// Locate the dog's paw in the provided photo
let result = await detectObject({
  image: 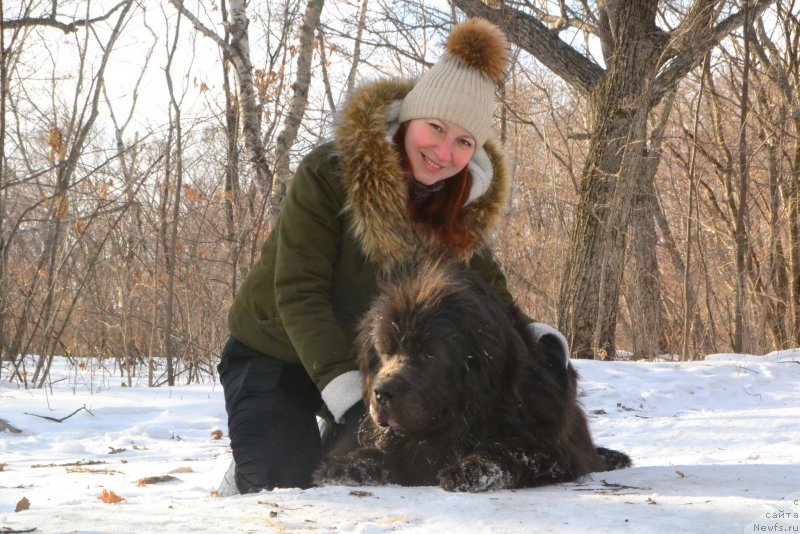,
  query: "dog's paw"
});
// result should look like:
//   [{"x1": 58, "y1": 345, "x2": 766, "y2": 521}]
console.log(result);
[
  {"x1": 596, "y1": 446, "x2": 632, "y2": 470},
  {"x1": 438, "y1": 454, "x2": 514, "y2": 492},
  {"x1": 313, "y1": 448, "x2": 390, "y2": 487}
]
